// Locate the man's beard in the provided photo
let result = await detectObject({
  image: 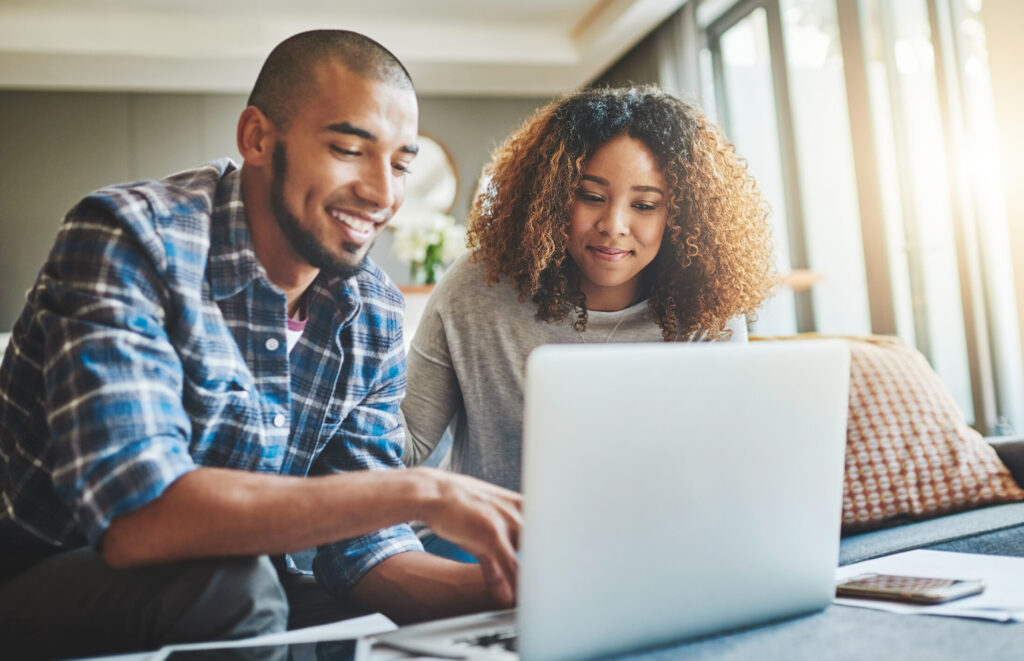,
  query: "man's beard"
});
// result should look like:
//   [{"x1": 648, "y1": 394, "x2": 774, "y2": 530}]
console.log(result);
[{"x1": 270, "y1": 141, "x2": 370, "y2": 280}]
